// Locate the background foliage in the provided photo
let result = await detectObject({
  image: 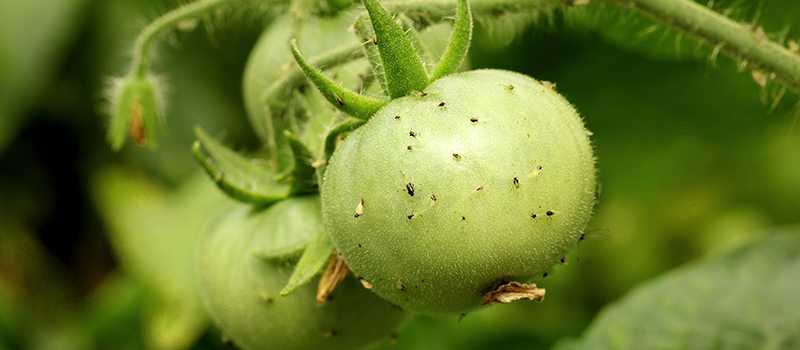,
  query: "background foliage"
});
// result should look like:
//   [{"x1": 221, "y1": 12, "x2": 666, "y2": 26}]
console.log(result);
[{"x1": 1, "y1": 0, "x2": 799, "y2": 349}]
